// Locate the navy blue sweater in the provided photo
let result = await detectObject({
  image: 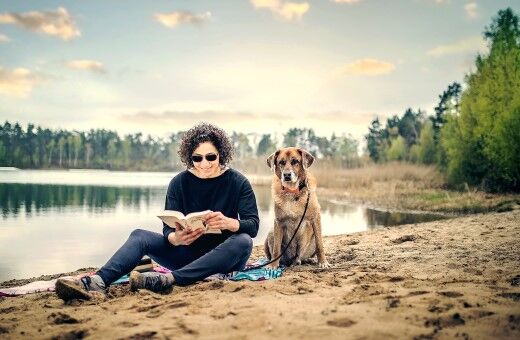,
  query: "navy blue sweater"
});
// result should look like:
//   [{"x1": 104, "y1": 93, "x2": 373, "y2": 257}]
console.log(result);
[{"x1": 162, "y1": 168, "x2": 260, "y2": 241}]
